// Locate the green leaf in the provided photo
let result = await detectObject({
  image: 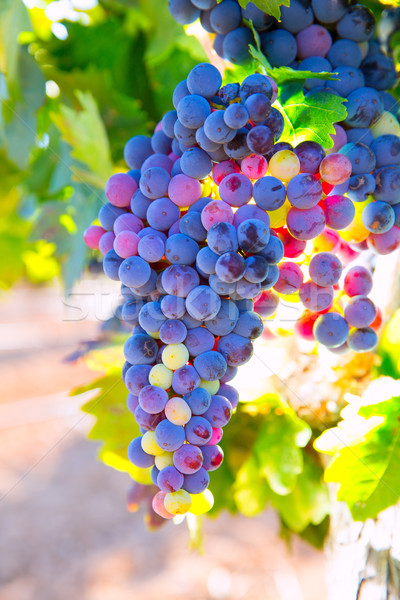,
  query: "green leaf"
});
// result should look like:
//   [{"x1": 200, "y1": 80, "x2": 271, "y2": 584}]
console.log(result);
[
  {"x1": 234, "y1": 455, "x2": 270, "y2": 516},
  {"x1": 271, "y1": 454, "x2": 330, "y2": 532},
  {"x1": 73, "y1": 370, "x2": 152, "y2": 485},
  {"x1": 277, "y1": 83, "x2": 347, "y2": 148},
  {"x1": 0, "y1": 0, "x2": 31, "y2": 96},
  {"x1": 51, "y1": 91, "x2": 113, "y2": 189},
  {"x1": 237, "y1": 0, "x2": 290, "y2": 20},
  {"x1": 254, "y1": 396, "x2": 312, "y2": 495},
  {"x1": 316, "y1": 392, "x2": 400, "y2": 521}
]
